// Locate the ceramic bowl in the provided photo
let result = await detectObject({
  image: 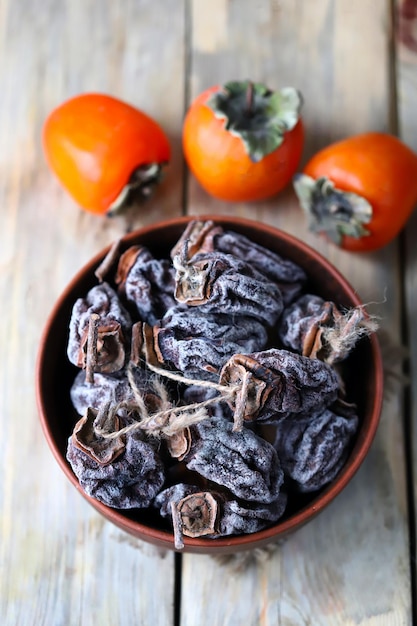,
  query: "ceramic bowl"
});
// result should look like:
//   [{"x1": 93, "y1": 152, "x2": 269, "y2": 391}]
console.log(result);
[{"x1": 36, "y1": 215, "x2": 383, "y2": 554}]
